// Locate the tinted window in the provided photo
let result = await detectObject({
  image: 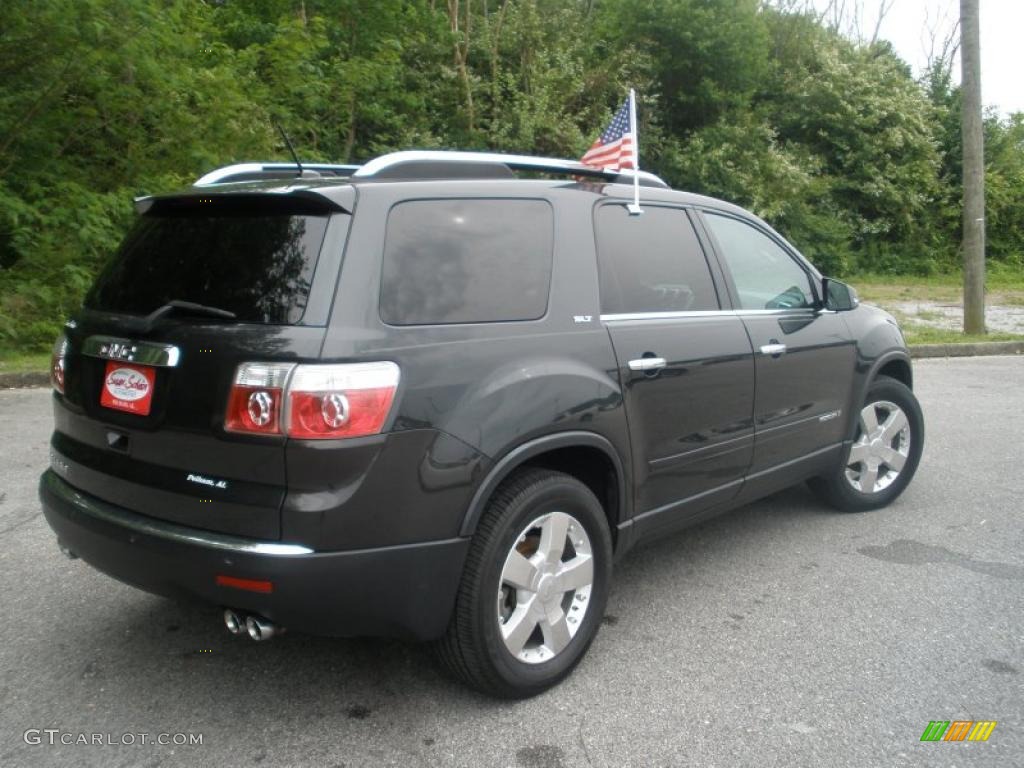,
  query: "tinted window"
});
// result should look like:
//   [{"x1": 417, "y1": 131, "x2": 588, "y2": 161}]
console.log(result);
[
  {"x1": 380, "y1": 199, "x2": 553, "y2": 325},
  {"x1": 85, "y1": 210, "x2": 329, "y2": 324},
  {"x1": 704, "y1": 213, "x2": 814, "y2": 310},
  {"x1": 595, "y1": 204, "x2": 718, "y2": 314}
]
